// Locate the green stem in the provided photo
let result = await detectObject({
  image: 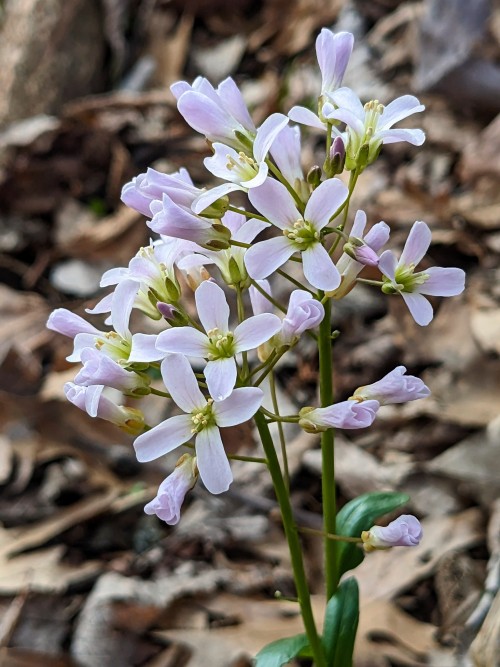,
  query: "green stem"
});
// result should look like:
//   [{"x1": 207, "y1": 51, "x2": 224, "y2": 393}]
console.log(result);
[
  {"x1": 253, "y1": 348, "x2": 287, "y2": 386},
  {"x1": 276, "y1": 268, "x2": 315, "y2": 294},
  {"x1": 318, "y1": 296, "x2": 338, "y2": 599},
  {"x1": 236, "y1": 287, "x2": 249, "y2": 378},
  {"x1": 299, "y1": 526, "x2": 362, "y2": 544},
  {"x1": 356, "y1": 278, "x2": 384, "y2": 287},
  {"x1": 269, "y1": 372, "x2": 290, "y2": 490},
  {"x1": 249, "y1": 279, "x2": 287, "y2": 314},
  {"x1": 266, "y1": 159, "x2": 305, "y2": 212},
  {"x1": 227, "y1": 453, "x2": 267, "y2": 464},
  {"x1": 328, "y1": 169, "x2": 360, "y2": 257},
  {"x1": 227, "y1": 205, "x2": 269, "y2": 224},
  {"x1": 149, "y1": 388, "x2": 171, "y2": 398},
  {"x1": 254, "y1": 412, "x2": 327, "y2": 667}
]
